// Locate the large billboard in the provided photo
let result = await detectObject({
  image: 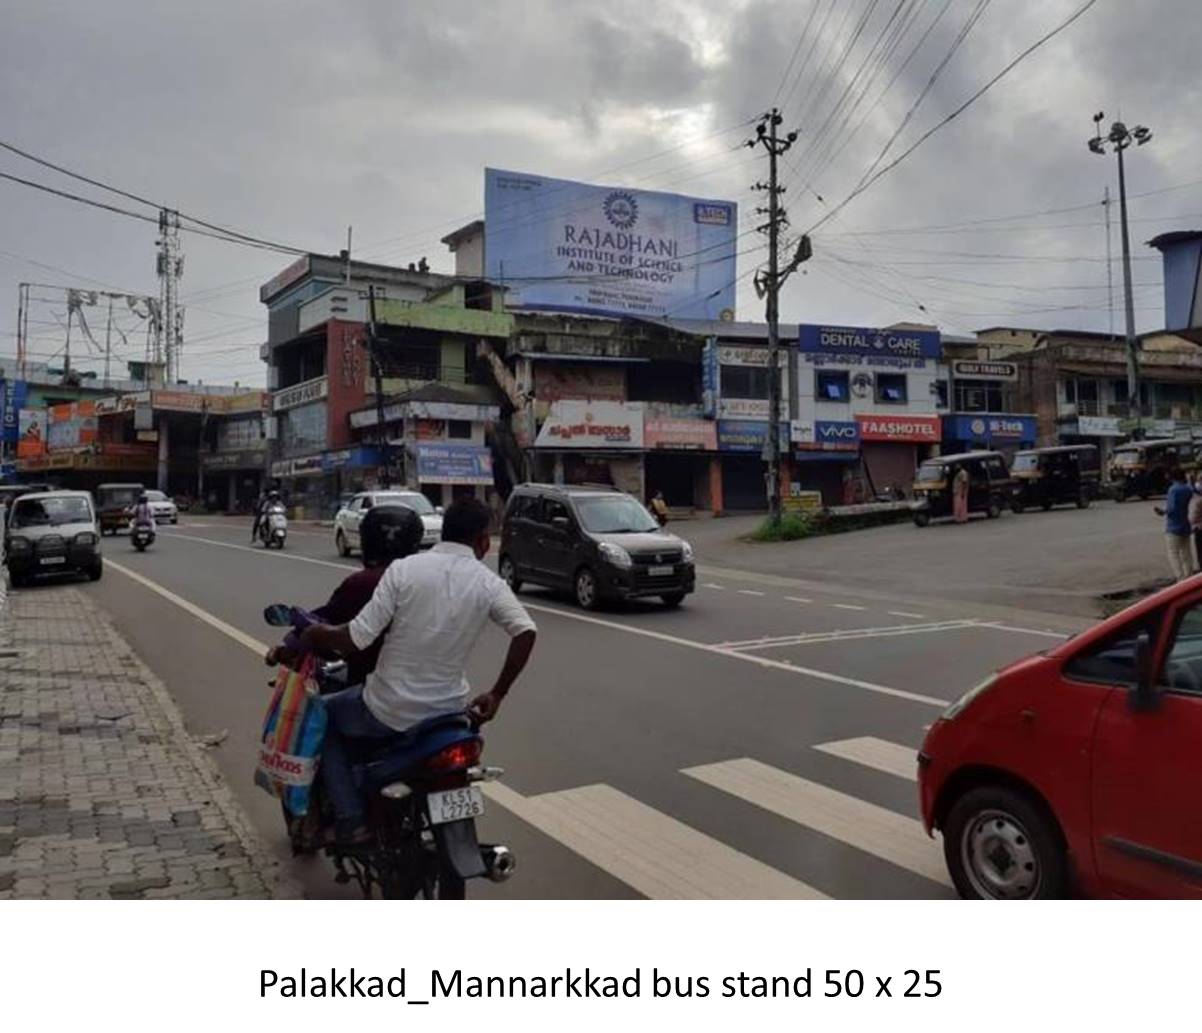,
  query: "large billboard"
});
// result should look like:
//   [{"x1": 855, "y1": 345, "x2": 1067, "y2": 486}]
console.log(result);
[{"x1": 484, "y1": 168, "x2": 737, "y2": 320}]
